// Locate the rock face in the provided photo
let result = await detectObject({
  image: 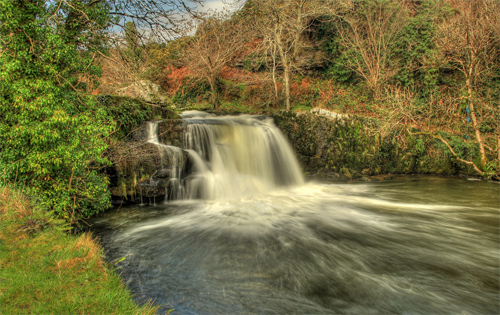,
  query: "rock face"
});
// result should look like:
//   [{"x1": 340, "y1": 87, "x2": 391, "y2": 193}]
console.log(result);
[
  {"x1": 107, "y1": 119, "x2": 187, "y2": 204},
  {"x1": 115, "y1": 80, "x2": 167, "y2": 103},
  {"x1": 273, "y1": 111, "x2": 470, "y2": 181},
  {"x1": 310, "y1": 107, "x2": 348, "y2": 120}
]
